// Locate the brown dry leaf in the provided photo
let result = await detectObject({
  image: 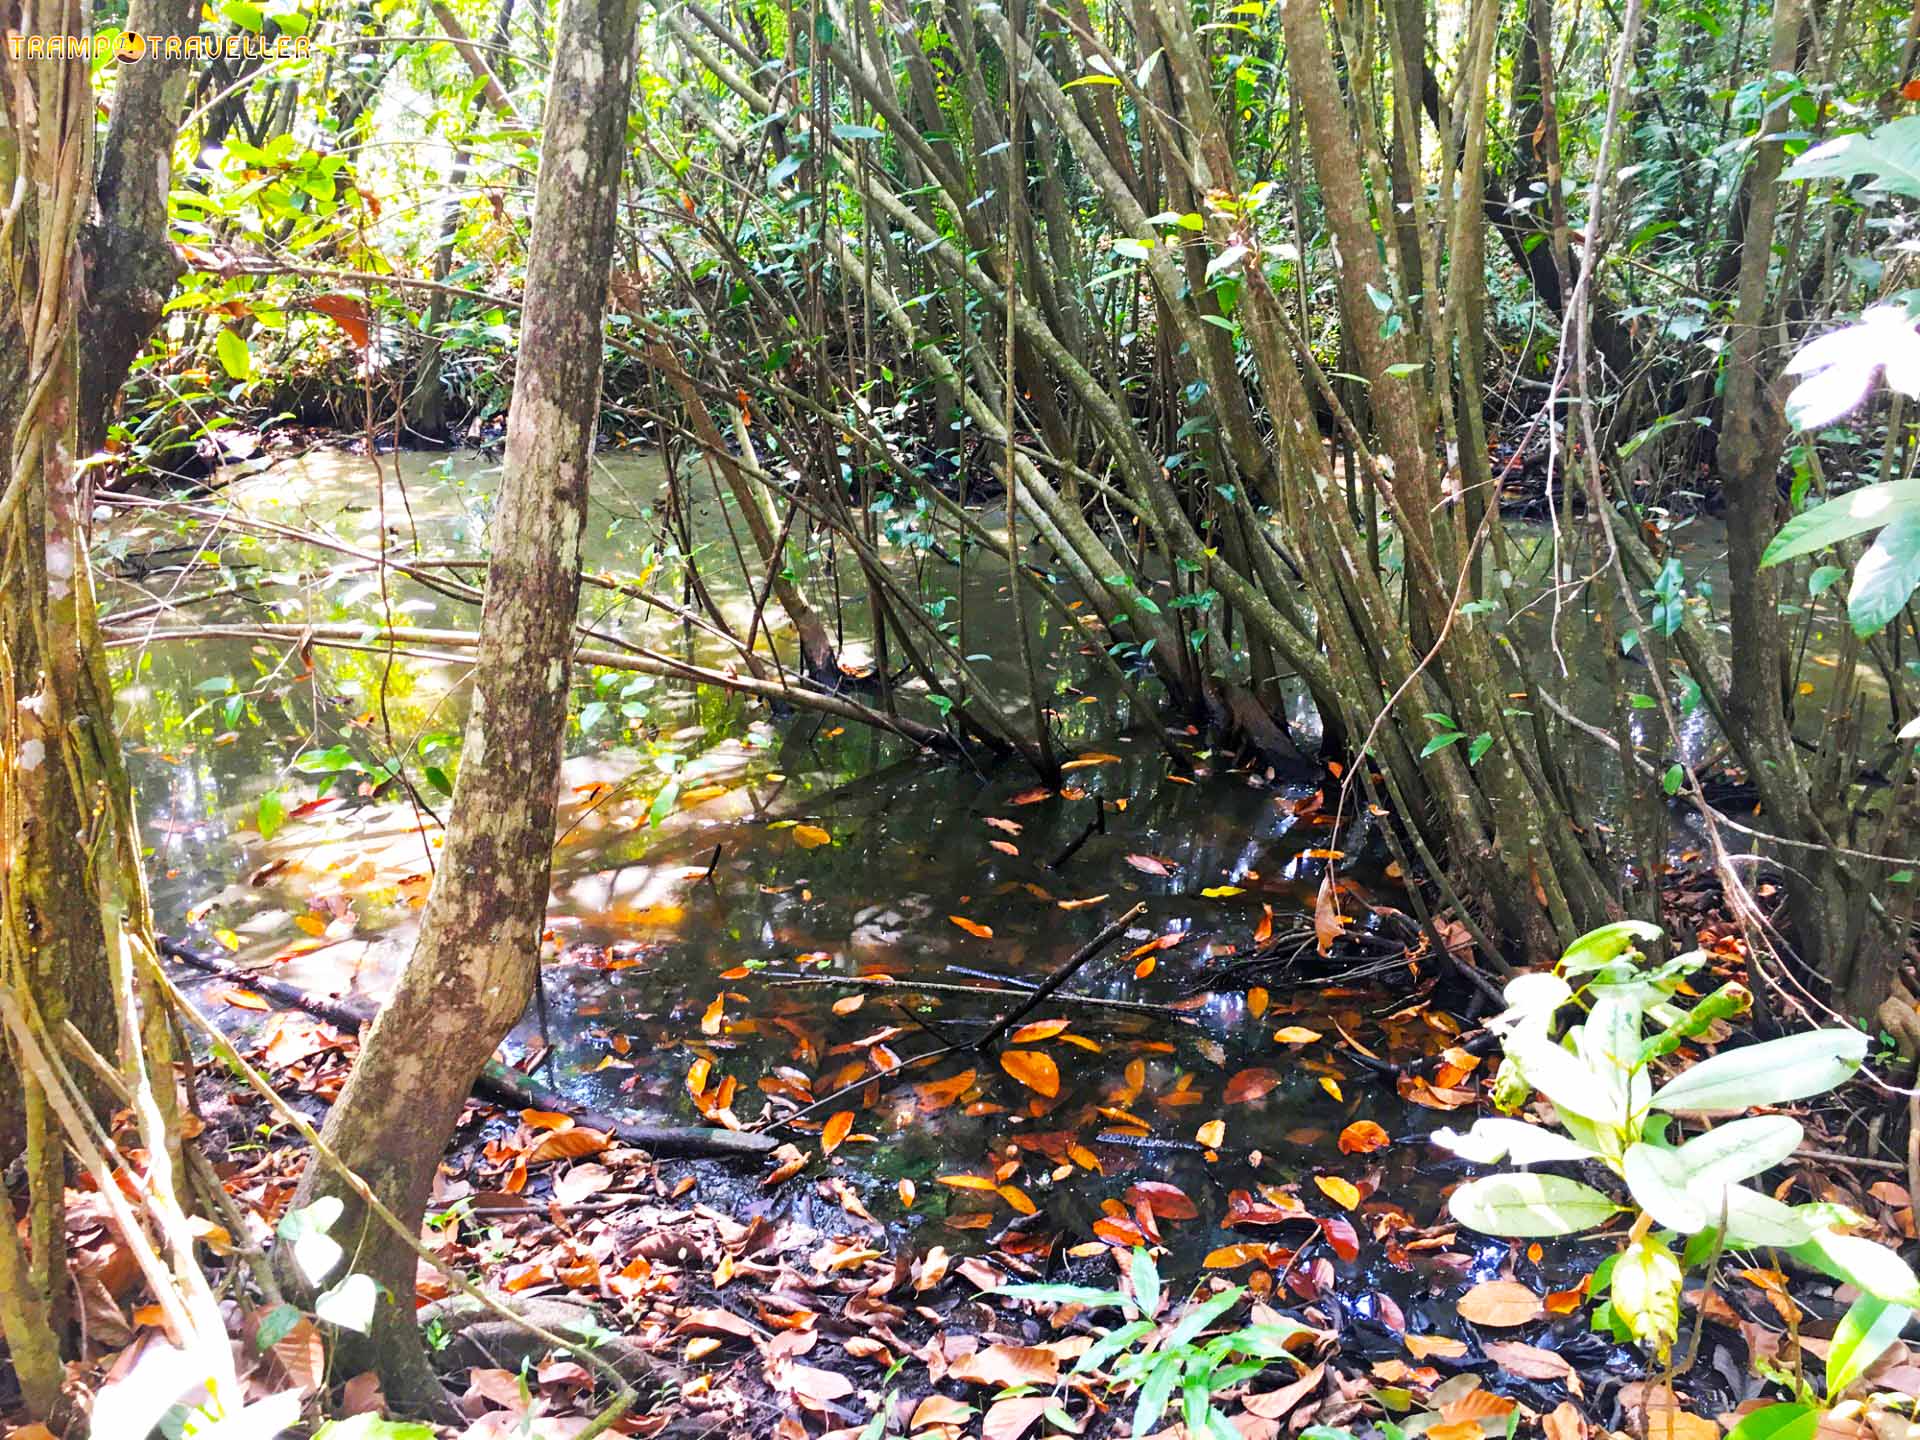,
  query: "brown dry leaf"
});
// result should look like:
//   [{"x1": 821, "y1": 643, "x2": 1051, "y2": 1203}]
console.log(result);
[
  {"x1": 1126, "y1": 853, "x2": 1172, "y2": 876},
  {"x1": 938, "y1": 1174, "x2": 1000, "y2": 1191},
  {"x1": 1405, "y1": 1334, "x2": 1470, "y2": 1360},
  {"x1": 998, "y1": 1184, "x2": 1039, "y2": 1215},
  {"x1": 785, "y1": 1364, "x2": 854, "y2": 1406},
  {"x1": 1429, "y1": 1424, "x2": 1488, "y2": 1440},
  {"x1": 552, "y1": 1163, "x2": 613, "y2": 1205},
  {"x1": 1205, "y1": 1243, "x2": 1271, "y2": 1269},
  {"x1": 1457, "y1": 1280, "x2": 1545, "y2": 1328},
  {"x1": 913, "y1": 1394, "x2": 976, "y2": 1429},
  {"x1": 1243, "y1": 1362, "x2": 1325, "y2": 1419},
  {"x1": 1339, "y1": 1120, "x2": 1390, "y2": 1154},
  {"x1": 1484, "y1": 1340, "x2": 1573, "y2": 1382},
  {"x1": 821, "y1": 1111, "x2": 854, "y2": 1155},
  {"x1": 675, "y1": 1307, "x2": 759, "y2": 1341},
  {"x1": 1274, "y1": 1026, "x2": 1323, "y2": 1045},
  {"x1": 701, "y1": 994, "x2": 726, "y2": 1035},
  {"x1": 527, "y1": 1127, "x2": 610, "y2": 1164},
  {"x1": 1225, "y1": 1068, "x2": 1283, "y2": 1104},
  {"x1": 1125, "y1": 1181, "x2": 1198, "y2": 1220},
  {"x1": 983, "y1": 1395, "x2": 1052, "y2": 1440},
  {"x1": 310, "y1": 292, "x2": 372, "y2": 347},
  {"x1": 951, "y1": 915, "x2": 994, "y2": 939},
  {"x1": 1249, "y1": 984, "x2": 1271, "y2": 1017},
  {"x1": 950, "y1": 1344, "x2": 1060, "y2": 1388},
  {"x1": 1196, "y1": 1118, "x2": 1226, "y2": 1148},
  {"x1": 989, "y1": 840, "x2": 1020, "y2": 857},
  {"x1": 1000, "y1": 1049, "x2": 1060, "y2": 1098},
  {"x1": 212, "y1": 986, "x2": 271, "y2": 1011},
  {"x1": 1544, "y1": 1402, "x2": 1590, "y2": 1440},
  {"x1": 1314, "y1": 874, "x2": 1344, "y2": 955},
  {"x1": 271, "y1": 1315, "x2": 326, "y2": 1395}
]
